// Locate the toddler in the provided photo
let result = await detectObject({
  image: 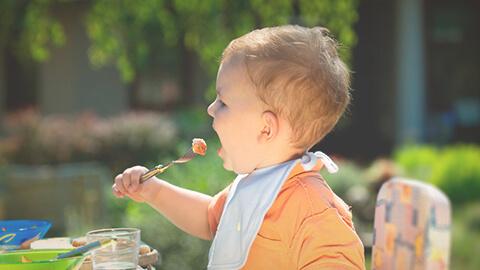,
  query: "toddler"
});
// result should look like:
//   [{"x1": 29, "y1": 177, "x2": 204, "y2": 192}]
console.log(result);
[{"x1": 113, "y1": 25, "x2": 365, "y2": 270}]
